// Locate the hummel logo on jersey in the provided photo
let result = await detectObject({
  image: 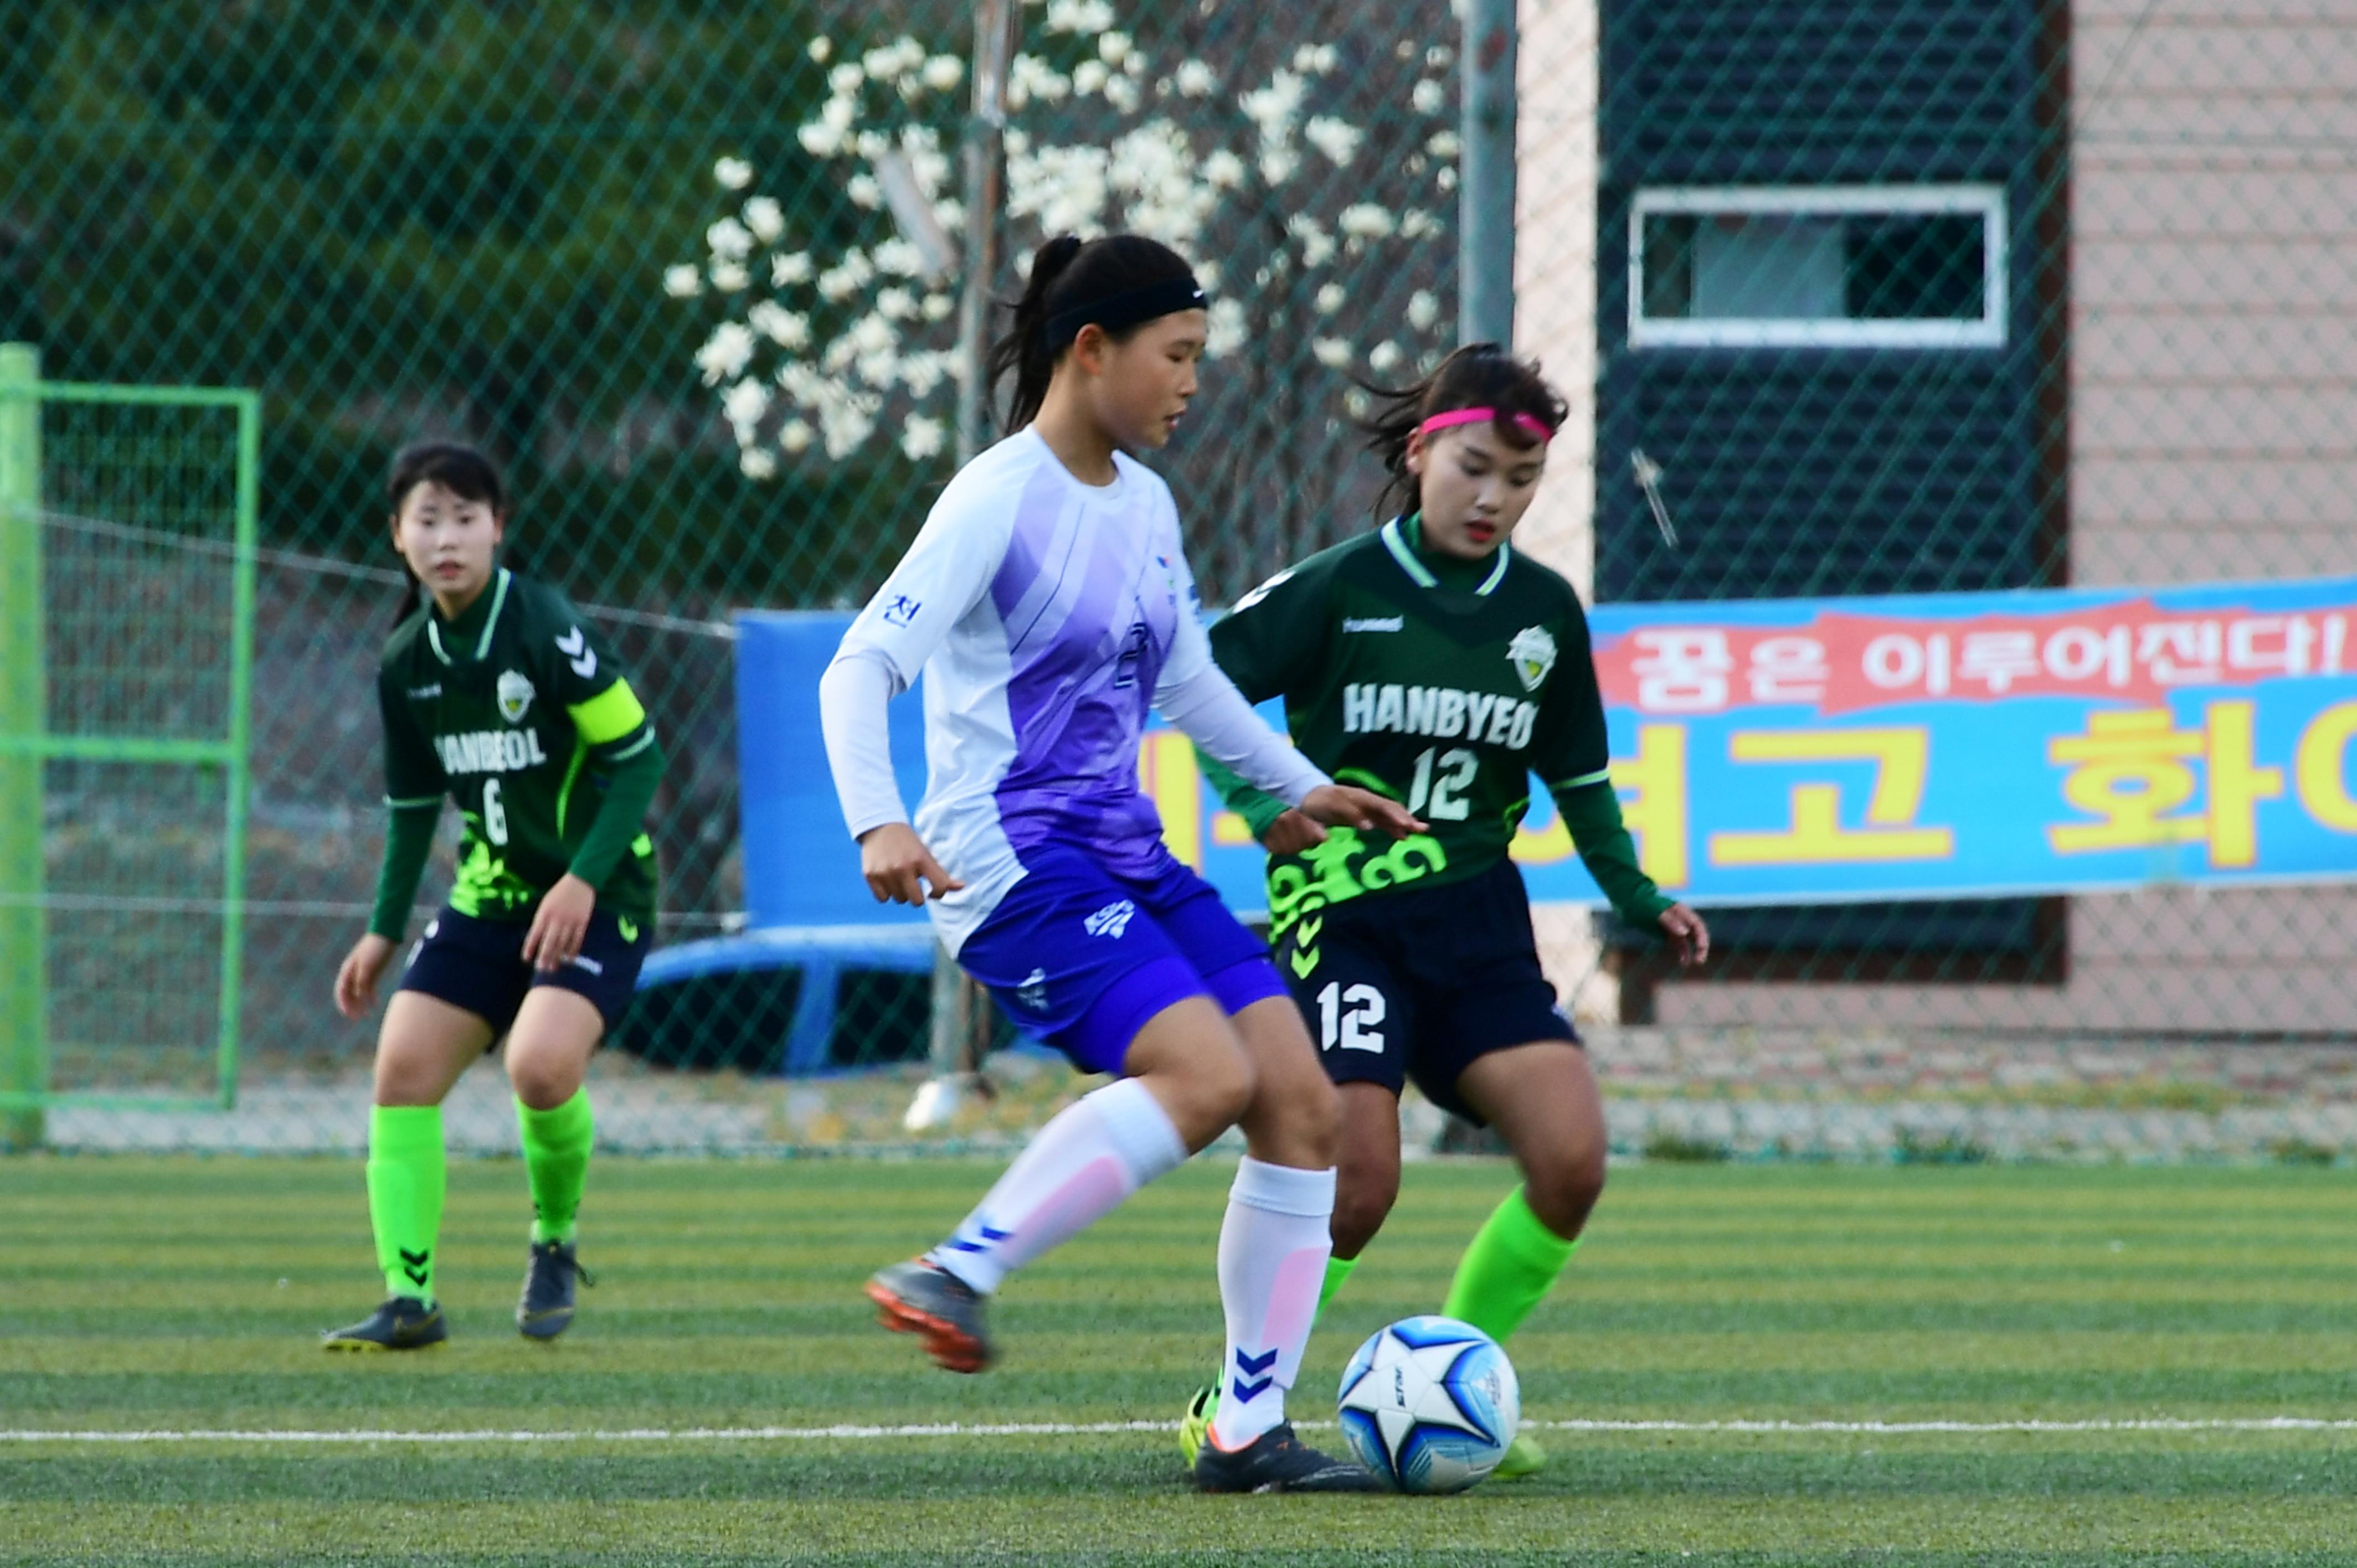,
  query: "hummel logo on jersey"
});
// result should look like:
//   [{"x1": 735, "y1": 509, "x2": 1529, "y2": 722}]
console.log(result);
[
  {"x1": 1507, "y1": 626, "x2": 1558, "y2": 692},
  {"x1": 554, "y1": 626, "x2": 597, "y2": 679},
  {"x1": 496, "y1": 669, "x2": 536, "y2": 724},
  {"x1": 407, "y1": 684, "x2": 442, "y2": 700},
  {"x1": 1342, "y1": 682, "x2": 1538, "y2": 750},
  {"x1": 1342, "y1": 616, "x2": 1403, "y2": 633},
  {"x1": 434, "y1": 728, "x2": 551, "y2": 775},
  {"x1": 1083, "y1": 900, "x2": 1136, "y2": 939},
  {"x1": 1017, "y1": 968, "x2": 1048, "y2": 1011},
  {"x1": 882, "y1": 594, "x2": 922, "y2": 628}
]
